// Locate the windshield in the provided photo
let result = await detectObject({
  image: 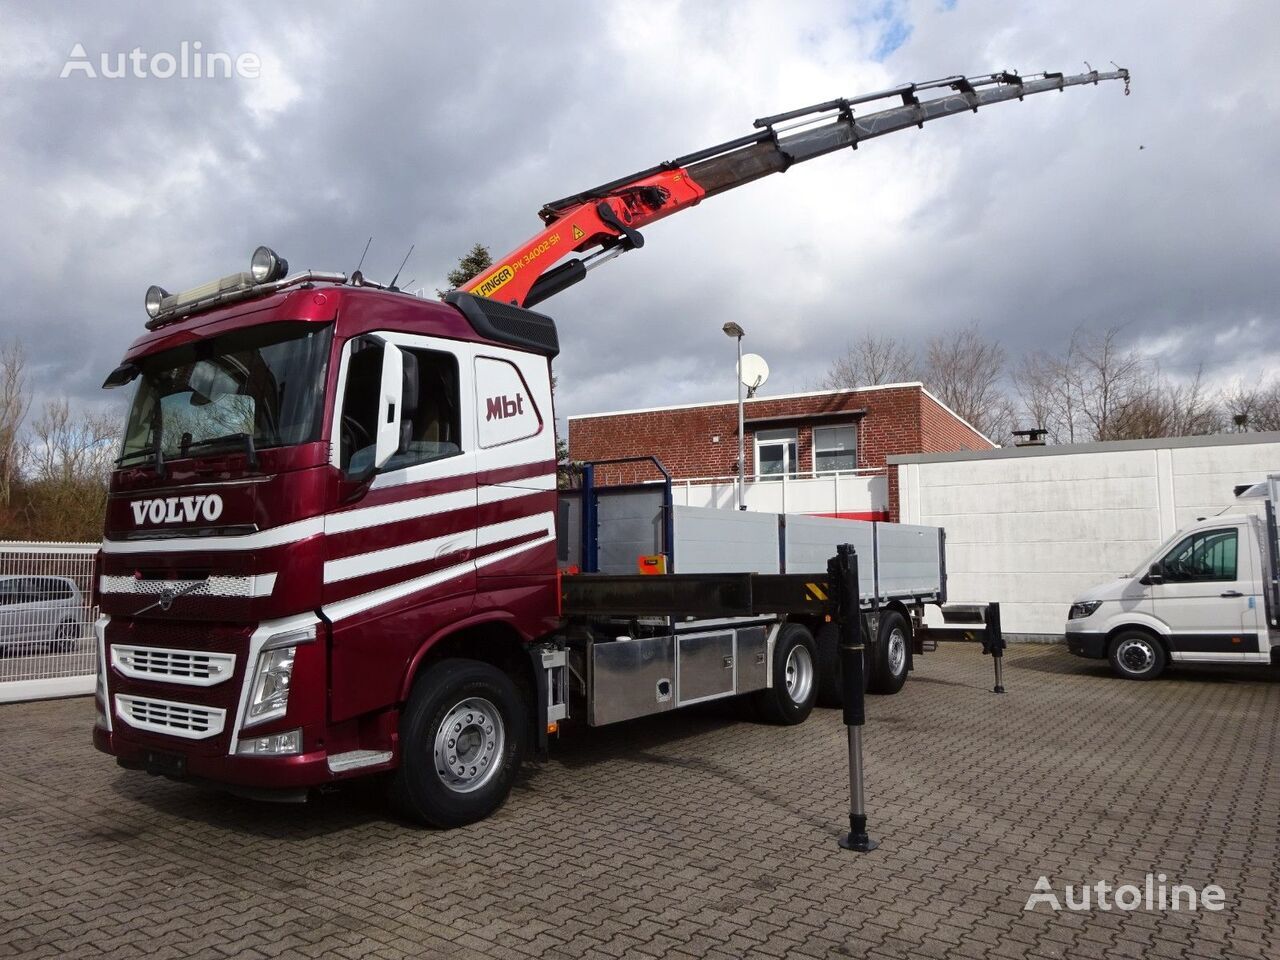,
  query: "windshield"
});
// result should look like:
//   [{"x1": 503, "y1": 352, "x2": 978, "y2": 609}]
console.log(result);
[{"x1": 118, "y1": 322, "x2": 333, "y2": 466}]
